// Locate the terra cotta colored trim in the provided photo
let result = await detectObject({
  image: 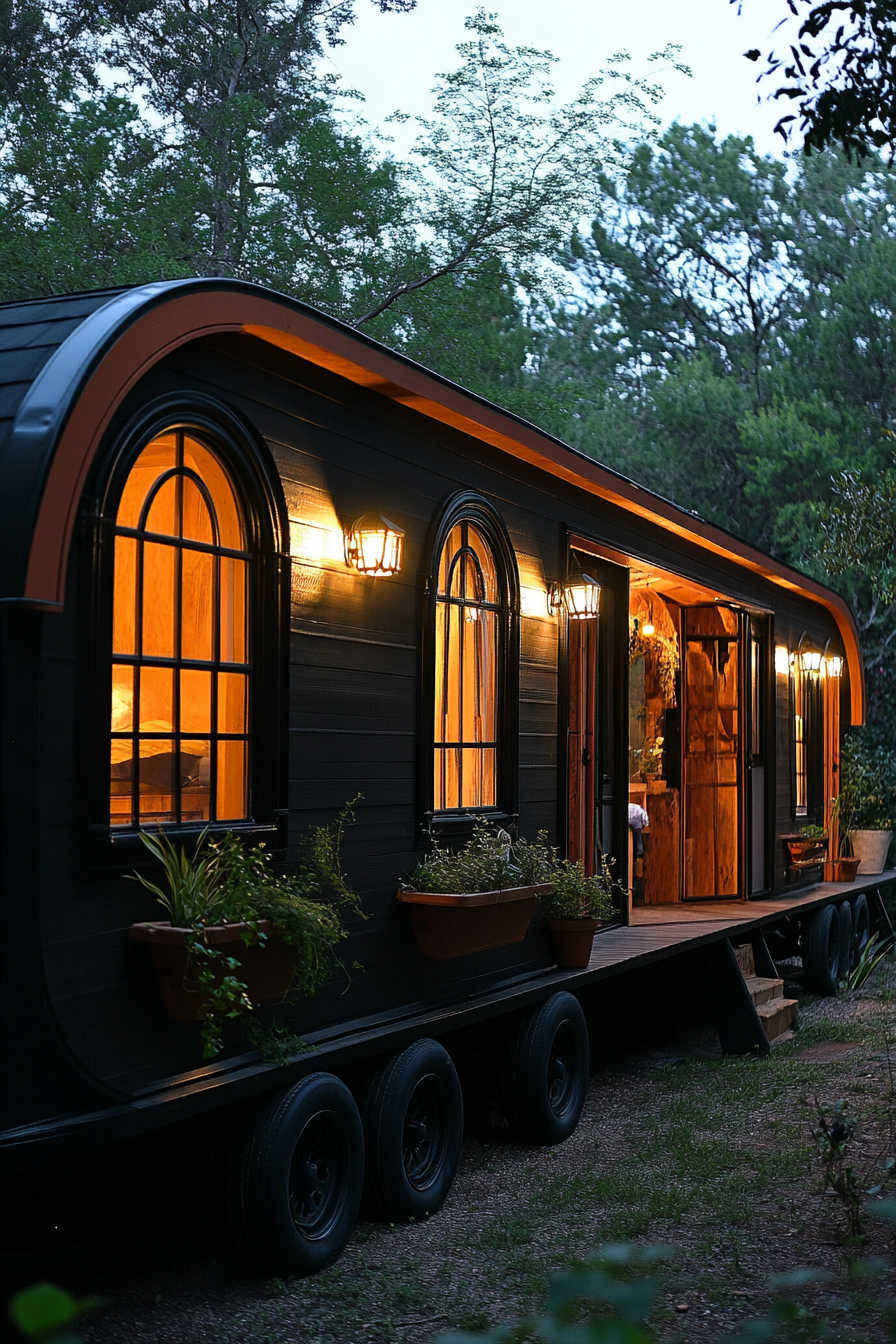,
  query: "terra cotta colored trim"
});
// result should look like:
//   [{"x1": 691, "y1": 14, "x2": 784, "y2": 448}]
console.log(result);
[{"x1": 18, "y1": 284, "x2": 866, "y2": 723}]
